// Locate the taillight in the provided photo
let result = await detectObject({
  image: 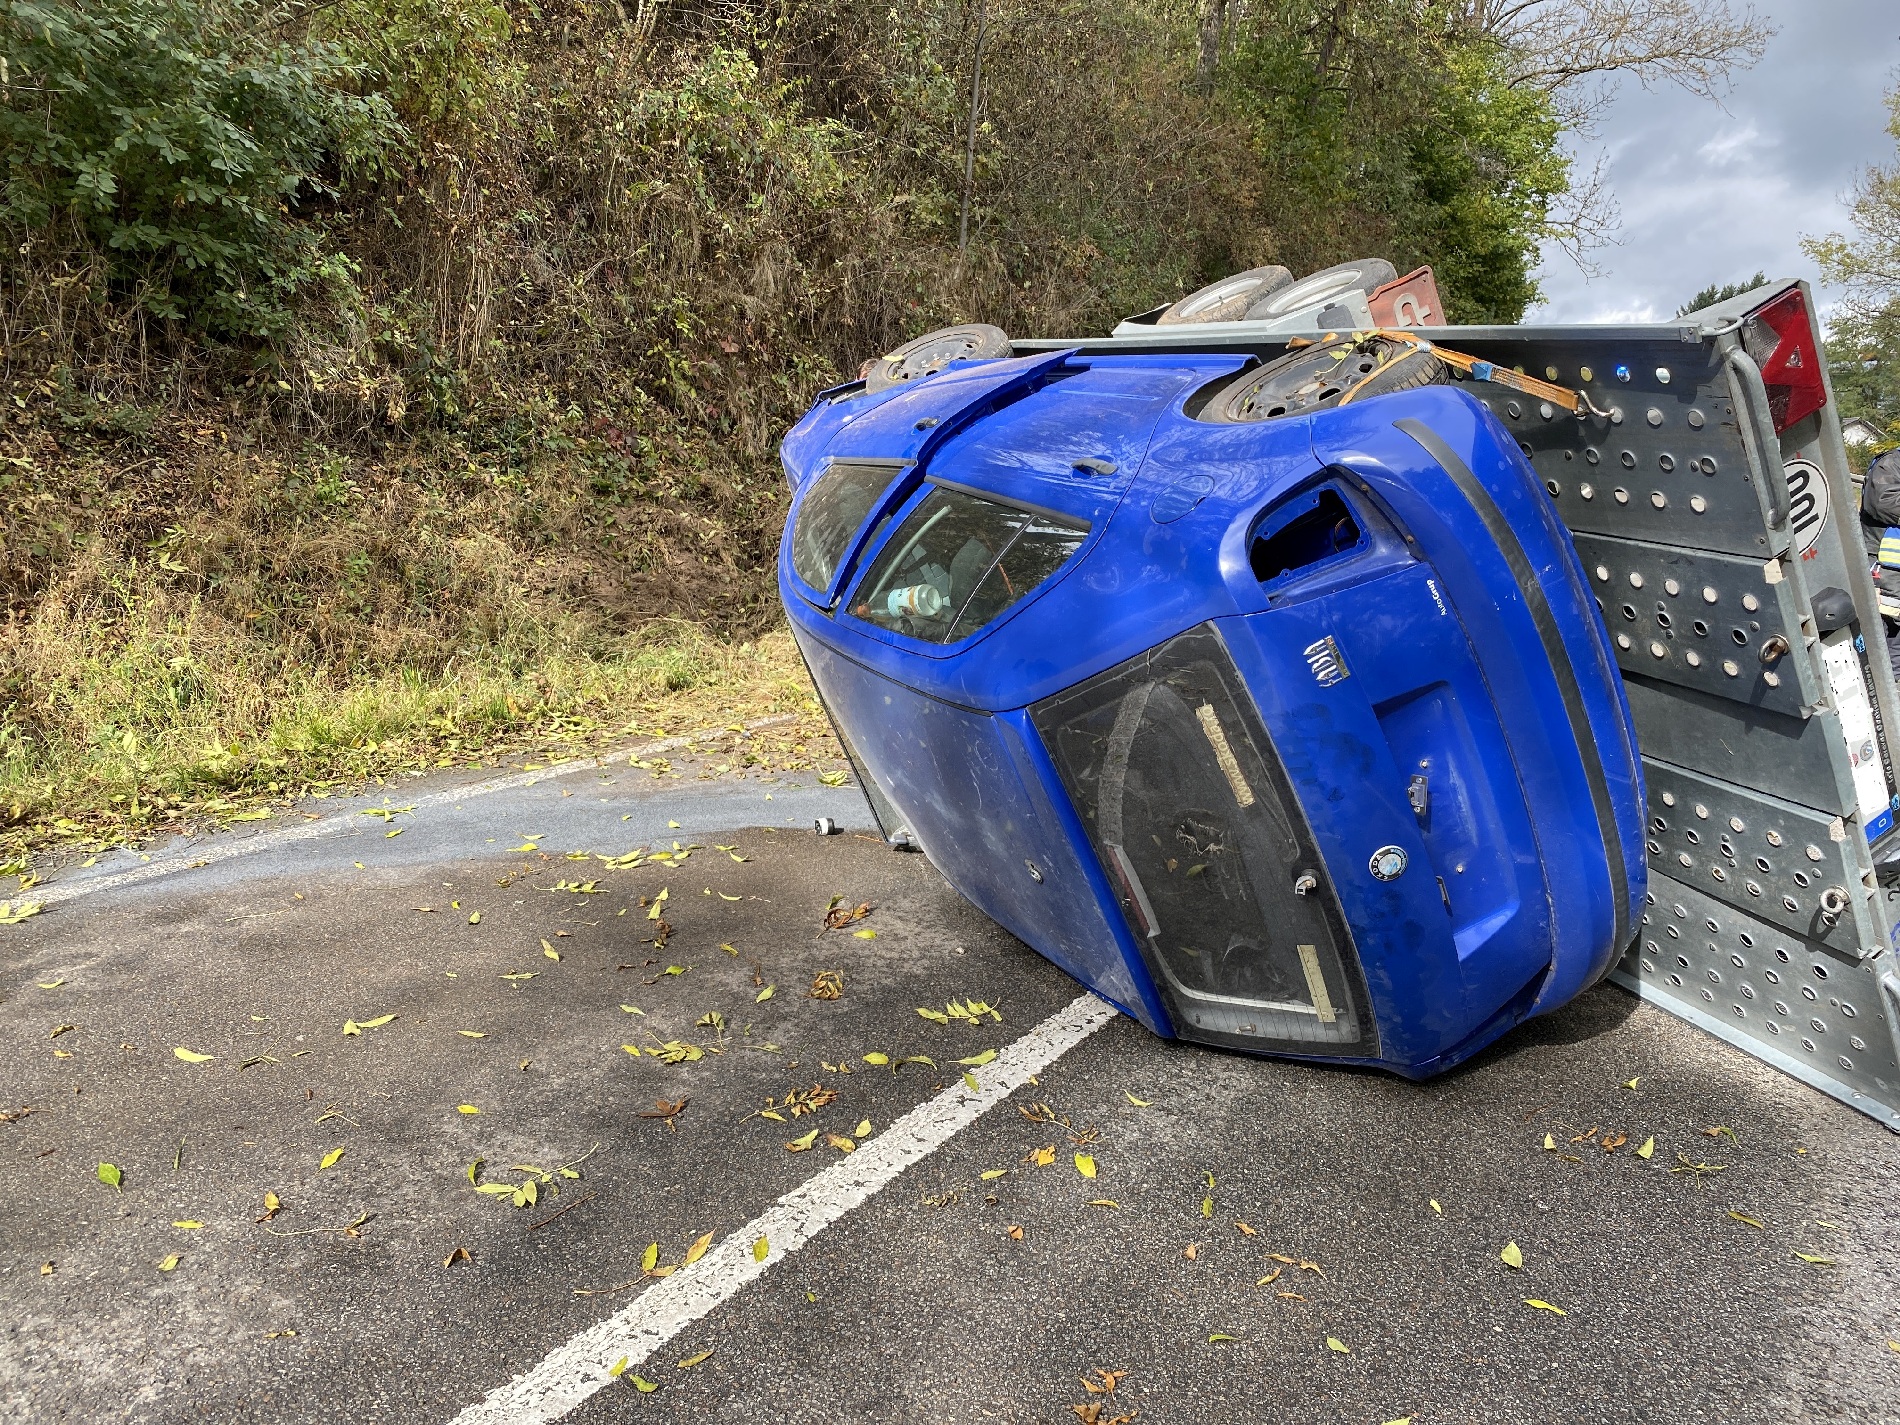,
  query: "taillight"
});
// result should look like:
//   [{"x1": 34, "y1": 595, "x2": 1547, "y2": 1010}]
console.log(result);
[{"x1": 1740, "y1": 287, "x2": 1827, "y2": 433}]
